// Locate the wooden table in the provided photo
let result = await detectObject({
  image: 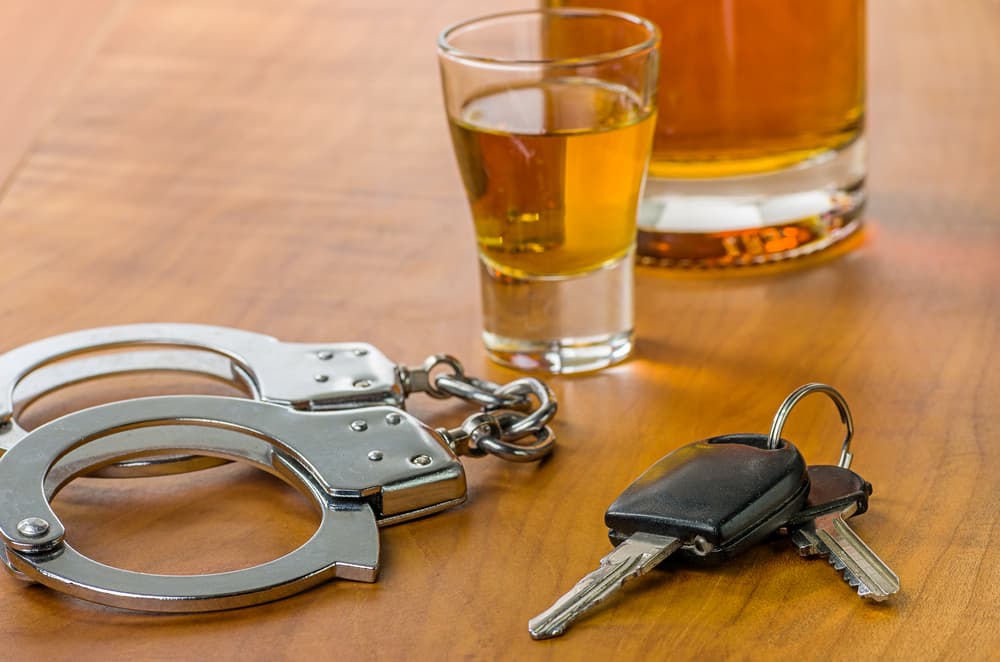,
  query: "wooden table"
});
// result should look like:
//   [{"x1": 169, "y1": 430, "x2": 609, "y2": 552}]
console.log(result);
[{"x1": 1, "y1": 1, "x2": 997, "y2": 659}]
